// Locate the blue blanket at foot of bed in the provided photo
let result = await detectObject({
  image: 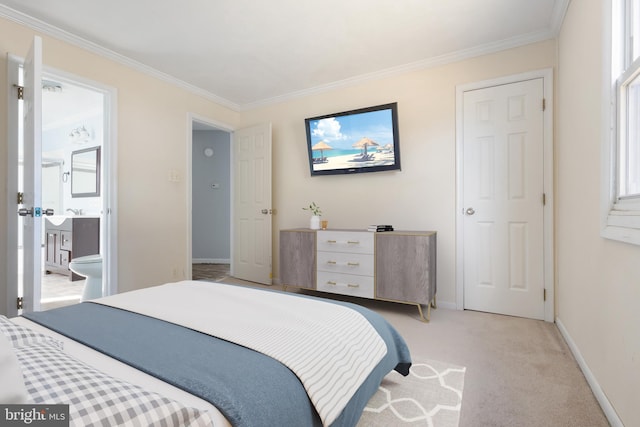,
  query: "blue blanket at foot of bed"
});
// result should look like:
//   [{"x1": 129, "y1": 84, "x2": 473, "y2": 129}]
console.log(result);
[{"x1": 24, "y1": 294, "x2": 411, "y2": 427}]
